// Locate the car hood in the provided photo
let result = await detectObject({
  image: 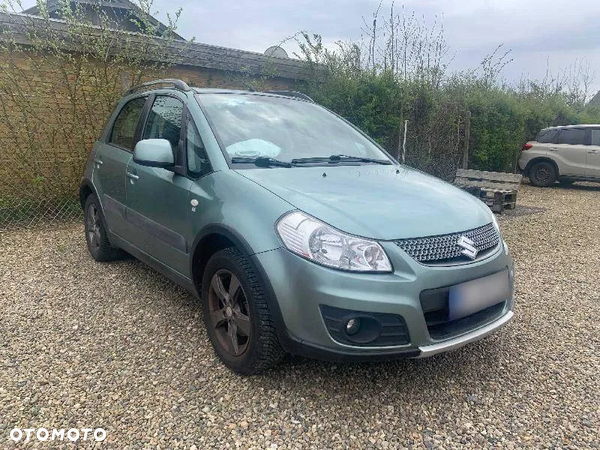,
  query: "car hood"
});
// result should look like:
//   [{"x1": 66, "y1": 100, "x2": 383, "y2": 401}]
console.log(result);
[{"x1": 237, "y1": 165, "x2": 494, "y2": 240}]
